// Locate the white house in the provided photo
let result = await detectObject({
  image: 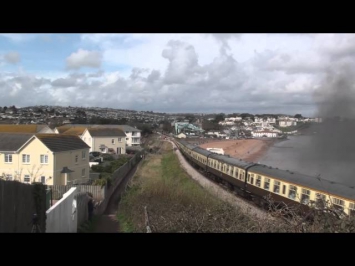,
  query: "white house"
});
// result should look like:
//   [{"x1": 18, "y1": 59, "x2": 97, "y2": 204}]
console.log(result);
[
  {"x1": 278, "y1": 119, "x2": 297, "y2": 127},
  {"x1": 252, "y1": 131, "x2": 278, "y2": 138}
]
